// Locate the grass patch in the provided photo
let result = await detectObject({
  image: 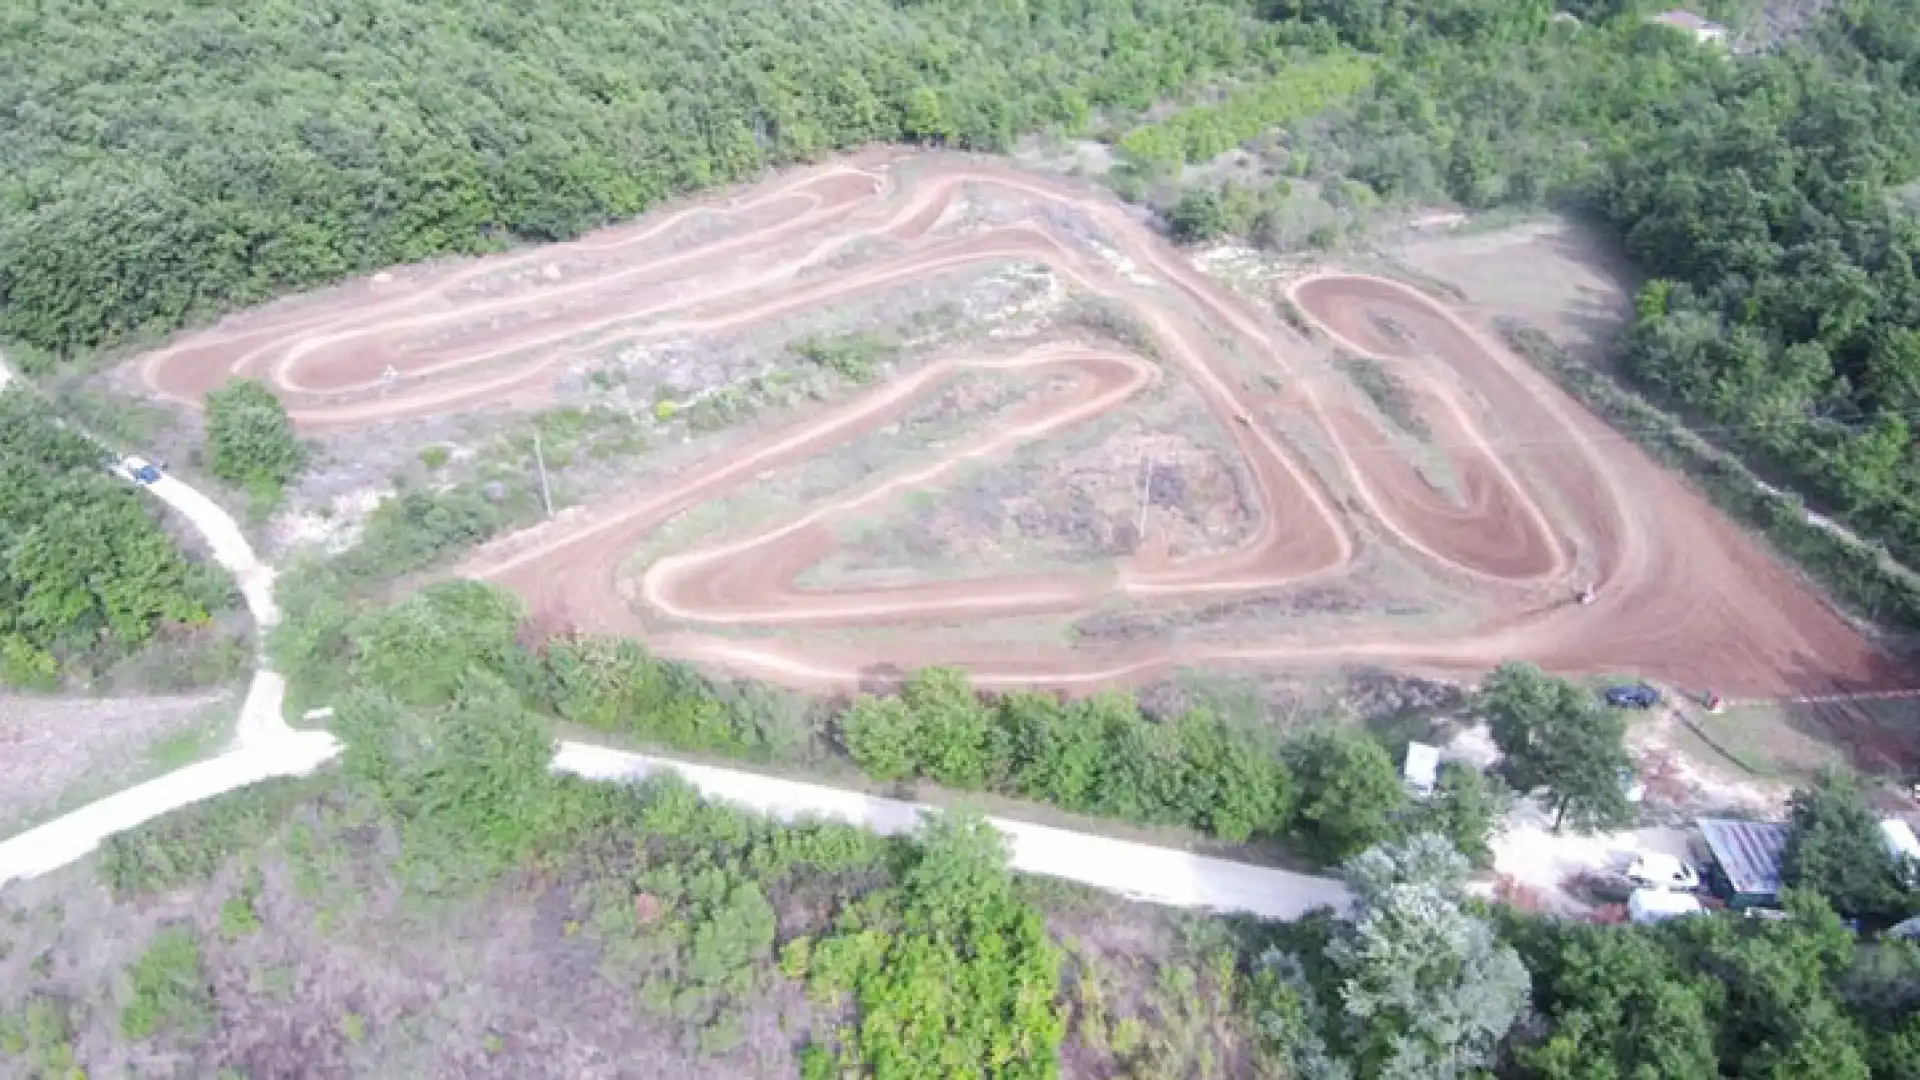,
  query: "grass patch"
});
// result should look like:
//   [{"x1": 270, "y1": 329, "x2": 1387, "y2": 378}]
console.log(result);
[
  {"x1": 1115, "y1": 52, "x2": 1375, "y2": 168},
  {"x1": 119, "y1": 927, "x2": 213, "y2": 1040},
  {"x1": 1334, "y1": 353, "x2": 1429, "y2": 439},
  {"x1": 97, "y1": 776, "x2": 322, "y2": 898}
]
